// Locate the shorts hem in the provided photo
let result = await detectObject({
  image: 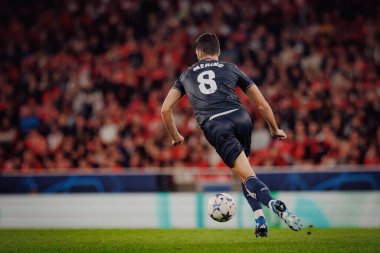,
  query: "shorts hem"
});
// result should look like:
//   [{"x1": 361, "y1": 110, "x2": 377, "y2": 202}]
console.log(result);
[{"x1": 225, "y1": 147, "x2": 245, "y2": 168}]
